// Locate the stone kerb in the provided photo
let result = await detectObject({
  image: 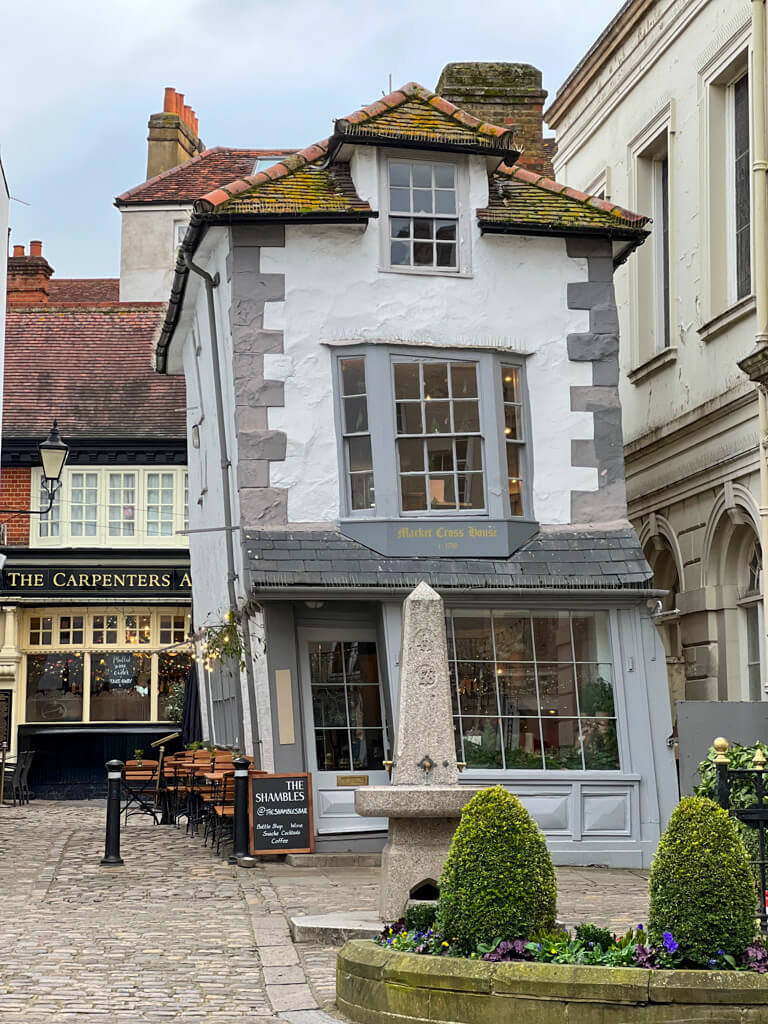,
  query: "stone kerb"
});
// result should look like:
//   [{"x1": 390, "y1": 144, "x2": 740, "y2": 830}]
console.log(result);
[{"x1": 336, "y1": 940, "x2": 768, "y2": 1024}]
